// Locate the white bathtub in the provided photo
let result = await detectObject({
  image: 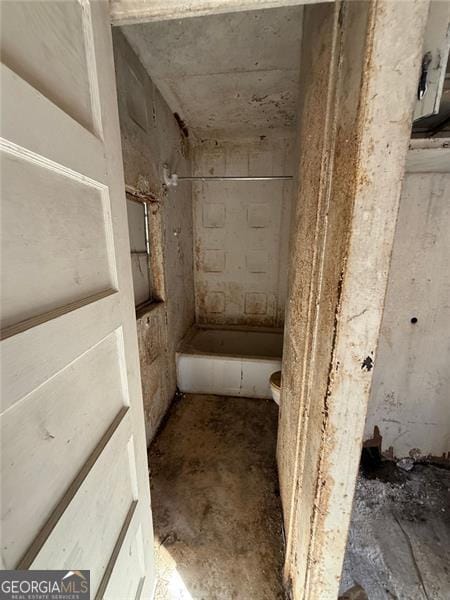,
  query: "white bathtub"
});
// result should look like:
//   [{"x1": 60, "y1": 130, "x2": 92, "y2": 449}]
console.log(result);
[{"x1": 176, "y1": 325, "x2": 283, "y2": 399}]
